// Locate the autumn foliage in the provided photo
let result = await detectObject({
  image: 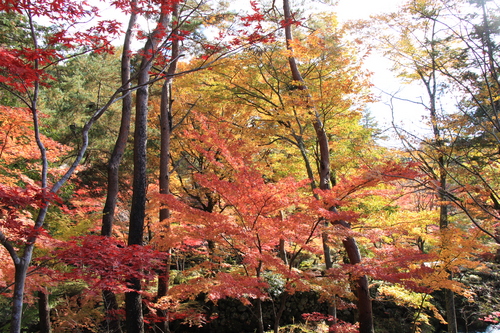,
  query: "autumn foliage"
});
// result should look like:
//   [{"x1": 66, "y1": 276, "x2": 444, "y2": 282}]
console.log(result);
[{"x1": 0, "y1": 0, "x2": 499, "y2": 333}]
